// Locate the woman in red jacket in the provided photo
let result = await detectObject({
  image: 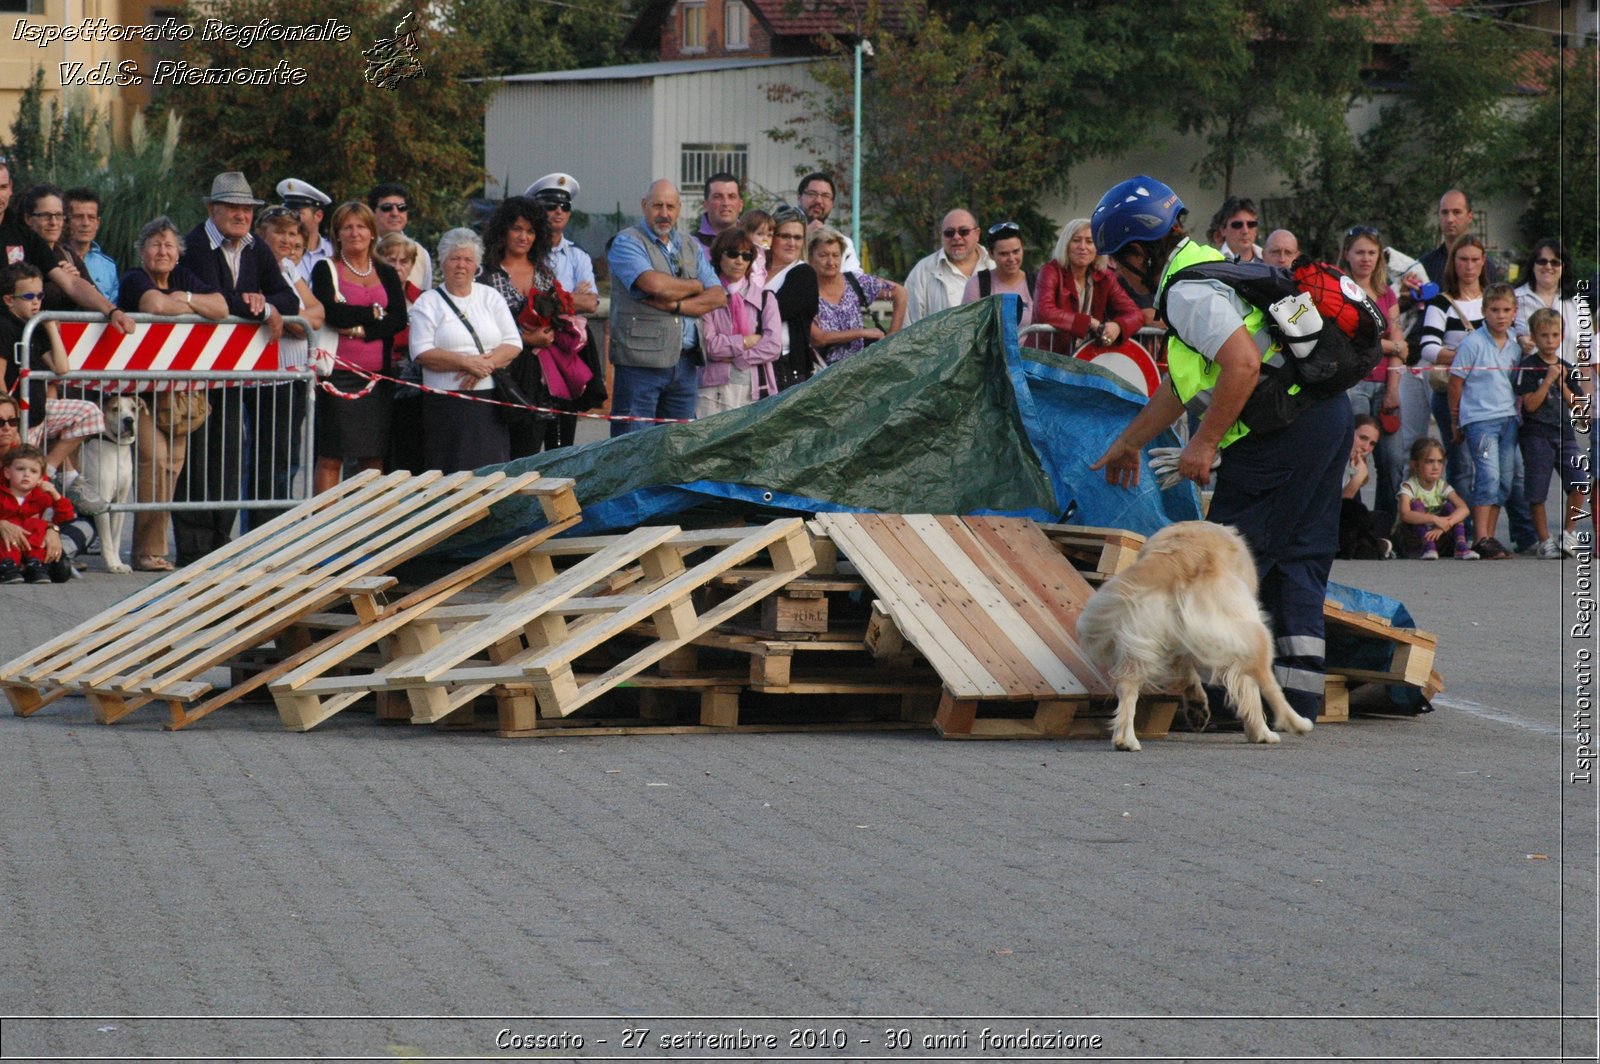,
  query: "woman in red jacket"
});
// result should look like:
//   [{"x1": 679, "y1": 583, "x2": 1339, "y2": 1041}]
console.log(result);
[{"x1": 1027, "y1": 217, "x2": 1144, "y2": 355}]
